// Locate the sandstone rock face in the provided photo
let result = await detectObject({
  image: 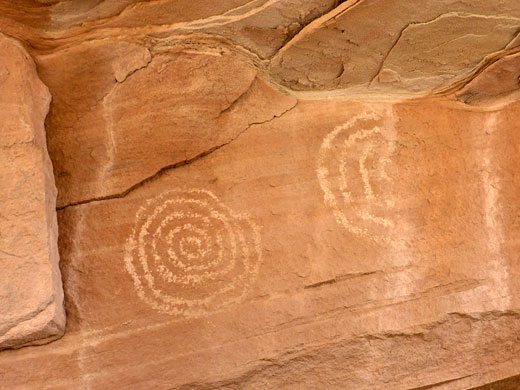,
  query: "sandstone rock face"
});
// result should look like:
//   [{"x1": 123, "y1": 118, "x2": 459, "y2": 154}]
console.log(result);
[
  {"x1": 269, "y1": 0, "x2": 520, "y2": 94},
  {"x1": 1, "y1": 1, "x2": 520, "y2": 389},
  {"x1": 37, "y1": 43, "x2": 296, "y2": 206},
  {"x1": 0, "y1": 34, "x2": 65, "y2": 350}
]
